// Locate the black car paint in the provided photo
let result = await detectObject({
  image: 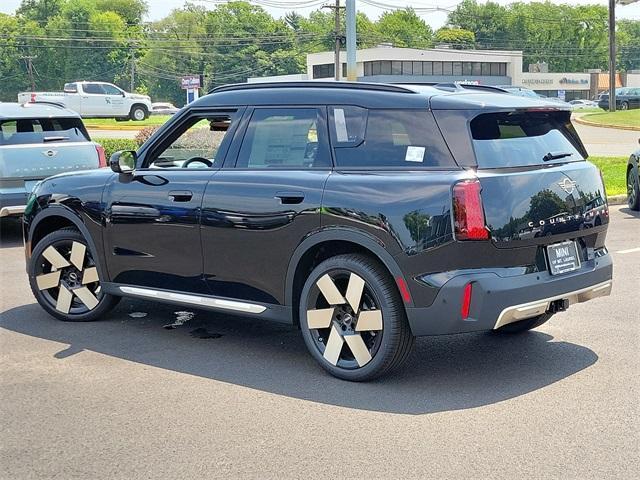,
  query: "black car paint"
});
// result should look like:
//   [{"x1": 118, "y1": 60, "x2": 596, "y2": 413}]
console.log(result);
[{"x1": 23, "y1": 82, "x2": 612, "y2": 334}]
